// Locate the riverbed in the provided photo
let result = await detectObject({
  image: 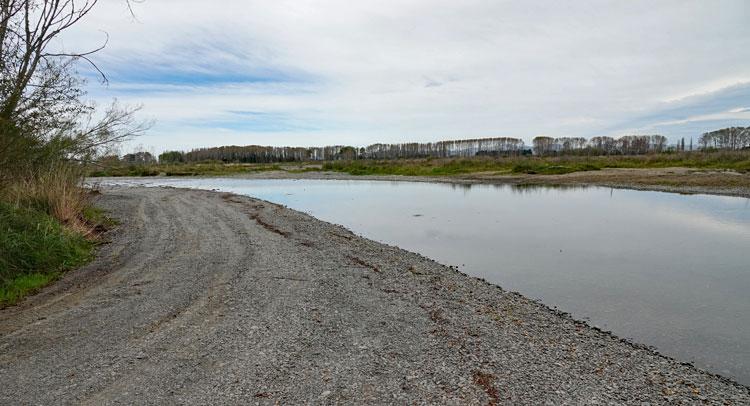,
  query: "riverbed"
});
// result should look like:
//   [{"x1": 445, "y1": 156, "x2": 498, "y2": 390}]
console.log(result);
[{"x1": 96, "y1": 177, "x2": 750, "y2": 385}]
